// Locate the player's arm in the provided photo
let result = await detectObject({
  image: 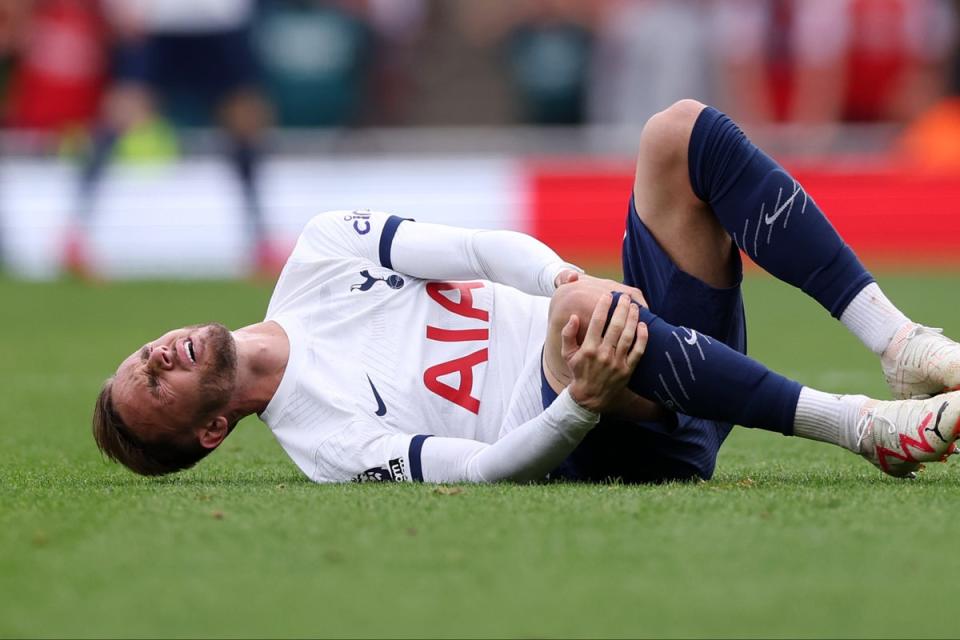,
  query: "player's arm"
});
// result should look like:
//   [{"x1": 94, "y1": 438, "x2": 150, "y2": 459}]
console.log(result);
[
  {"x1": 390, "y1": 218, "x2": 648, "y2": 304},
  {"x1": 418, "y1": 387, "x2": 595, "y2": 482},
  {"x1": 295, "y1": 210, "x2": 646, "y2": 301},
  {"x1": 338, "y1": 293, "x2": 646, "y2": 483},
  {"x1": 294, "y1": 211, "x2": 574, "y2": 294},
  {"x1": 389, "y1": 217, "x2": 577, "y2": 296},
  {"x1": 422, "y1": 293, "x2": 647, "y2": 482}
]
